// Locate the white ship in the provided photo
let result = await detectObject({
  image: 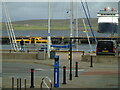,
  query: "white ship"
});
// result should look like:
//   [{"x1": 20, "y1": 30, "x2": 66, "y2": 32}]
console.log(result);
[{"x1": 97, "y1": 7, "x2": 119, "y2": 33}]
